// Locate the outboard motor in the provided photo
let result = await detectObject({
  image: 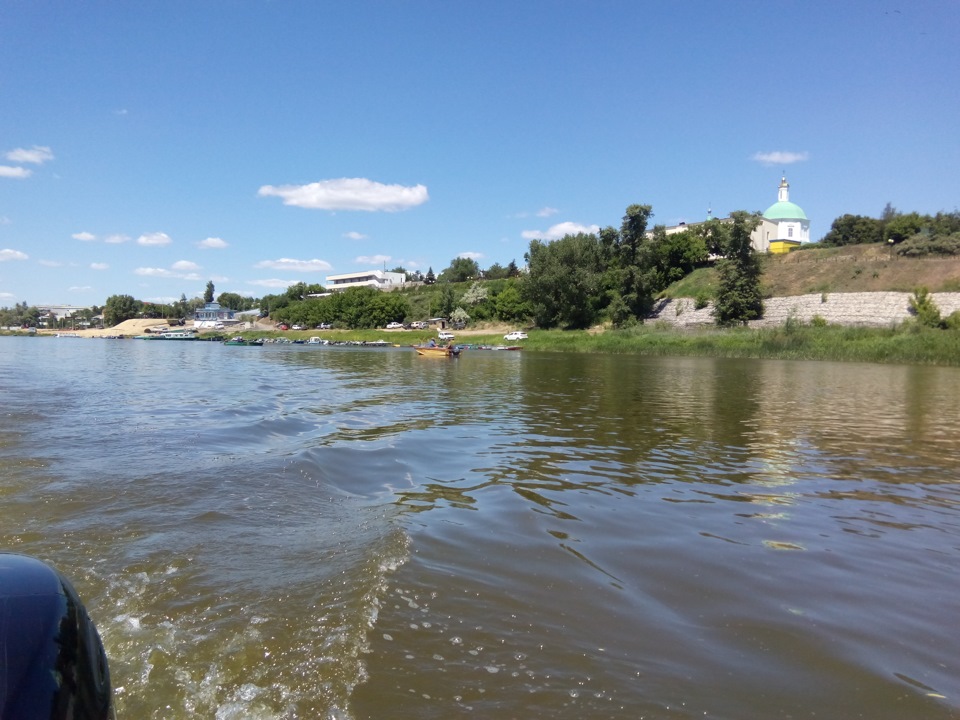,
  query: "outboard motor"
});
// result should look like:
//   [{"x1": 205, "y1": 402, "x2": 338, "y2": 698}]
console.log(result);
[{"x1": 0, "y1": 554, "x2": 114, "y2": 720}]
